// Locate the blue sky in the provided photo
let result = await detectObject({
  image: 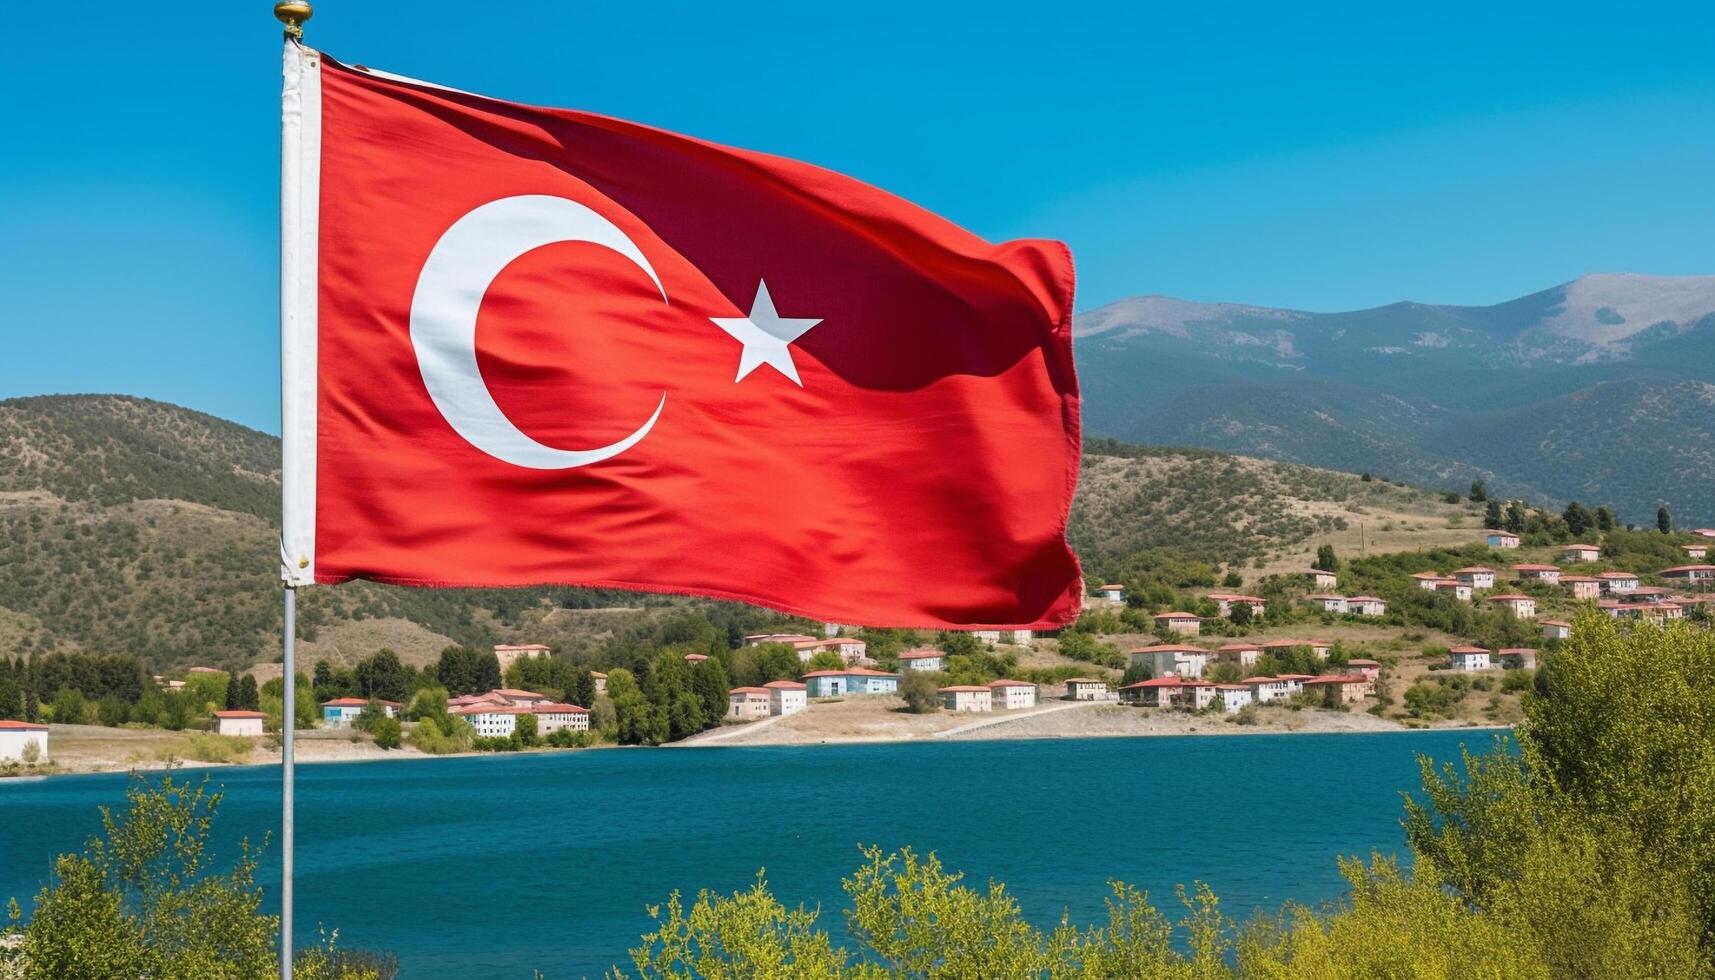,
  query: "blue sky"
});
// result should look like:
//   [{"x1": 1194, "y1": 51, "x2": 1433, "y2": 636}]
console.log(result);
[{"x1": 4, "y1": 1, "x2": 1712, "y2": 433}]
